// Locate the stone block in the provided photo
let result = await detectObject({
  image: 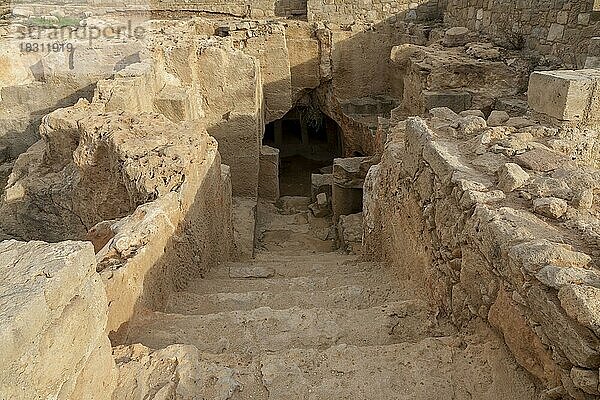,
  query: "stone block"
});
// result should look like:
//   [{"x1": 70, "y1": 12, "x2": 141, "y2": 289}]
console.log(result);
[
  {"x1": 154, "y1": 85, "x2": 202, "y2": 122},
  {"x1": 489, "y1": 287, "x2": 561, "y2": 387},
  {"x1": 423, "y1": 90, "x2": 473, "y2": 113},
  {"x1": 585, "y1": 37, "x2": 600, "y2": 68},
  {"x1": 259, "y1": 145, "x2": 280, "y2": 202},
  {"x1": 443, "y1": 27, "x2": 470, "y2": 47},
  {"x1": 528, "y1": 70, "x2": 600, "y2": 124},
  {"x1": 333, "y1": 157, "x2": 371, "y2": 189},
  {"x1": 487, "y1": 110, "x2": 510, "y2": 127},
  {"x1": 311, "y1": 173, "x2": 333, "y2": 201},
  {"x1": 498, "y1": 163, "x2": 530, "y2": 192},
  {"x1": 232, "y1": 197, "x2": 257, "y2": 261},
  {"x1": 547, "y1": 23, "x2": 565, "y2": 41},
  {"x1": 558, "y1": 285, "x2": 600, "y2": 337}
]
